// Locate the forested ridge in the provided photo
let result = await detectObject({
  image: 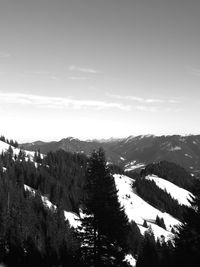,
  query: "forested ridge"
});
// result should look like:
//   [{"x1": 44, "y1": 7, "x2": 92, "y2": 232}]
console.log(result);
[
  {"x1": 141, "y1": 161, "x2": 194, "y2": 191},
  {"x1": 0, "y1": 137, "x2": 199, "y2": 267},
  {"x1": 0, "y1": 144, "x2": 143, "y2": 266}
]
